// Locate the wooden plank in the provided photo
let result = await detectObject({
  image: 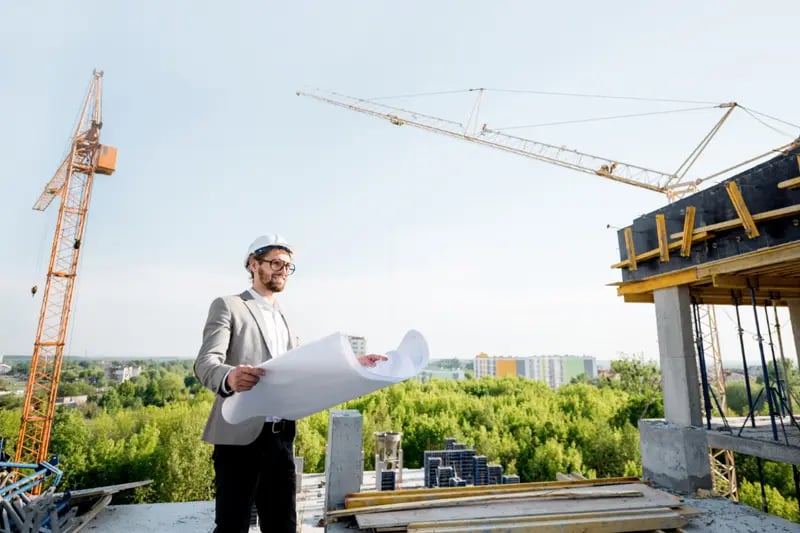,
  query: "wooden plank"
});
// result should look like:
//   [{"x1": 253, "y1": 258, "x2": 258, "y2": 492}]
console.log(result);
[
  {"x1": 669, "y1": 203, "x2": 800, "y2": 240},
  {"x1": 711, "y1": 274, "x2": 800, "y2": 290},
  {"x1": 656, "y1": 214, "x2": 669, "y2": 262},
  {"x1": 623, "y1": 293, "x2": 655, "y2": 303},
  {"x1": 692, "y1": 286, "x2": 800, "y2": 298},
  {"x1": 725, "y1": 181, "x2": 760, "y2": 238},
  {"x1": 345, "y1": 477, "x2": 643, "y2": 509},
  {"x1": 355, "y1": 484, "x2": 684, "y2": 529},
  {"x1": 681, "y1": 206, "x2": 696, "y2": 257},
  {"x1": 331, "y1": 488, "x2": 643, "y2": 518},
  {"x1": 407, "y1": 507, "x2": 679, "y2": 529},
  {"x1": 624, "y1": 227, "x2": 637, "y2": 271},
  {"x1": 675, "y1": 504, "x2": 705, "y2": 518},
  {"x1": 616, "y1": 269, "x2": 698, "y2": 295},
  {"x1": 696, "y1": 241, "x2": 800, "y2": 277},
  {"x1": 777, "y1": 156, "x2": 800, "y2": 189},
  {"x1": 611, "y1": 232, "x2": 712, "y2": 269},
  {"x1": 777, "y1": 177, "x2": 800, "y2": 190},
  {"x1": 407, "y1": 509, "x2": 687, "y2": 532}
]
